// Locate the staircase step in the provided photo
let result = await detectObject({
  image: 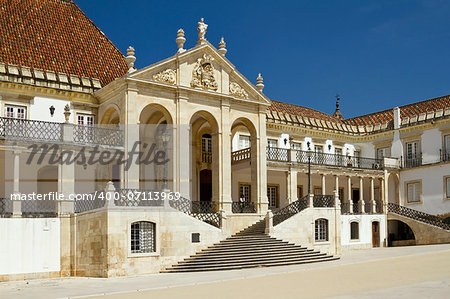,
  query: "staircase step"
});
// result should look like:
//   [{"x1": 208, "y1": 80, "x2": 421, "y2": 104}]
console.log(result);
[
  {"x1": 181, "y1": 252, "x2": 325, "y2": 264},
  {"x1": 192, "y1": 247, "x2": 311, "y2": 258}
]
